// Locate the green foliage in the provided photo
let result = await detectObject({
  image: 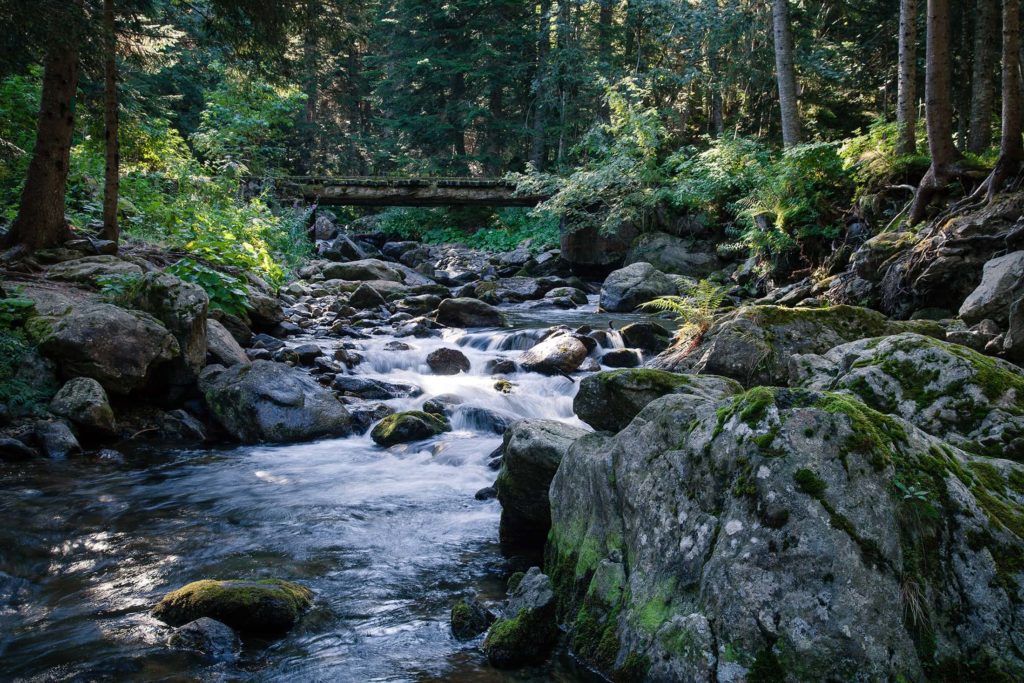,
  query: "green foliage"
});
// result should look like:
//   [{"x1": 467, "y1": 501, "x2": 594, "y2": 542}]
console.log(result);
[
  {"x1": 96, "y1": 273, "x2": 144, "y2": 307},
  {"x1": 0, "y1": 69, "x2": 41, "y2": 219},
  {"x1": 374, "y1": 206, "x2": 558, "y2": 253},
  {"x1": 0, "y1": 294, "x2": 47, "y2": 417},
  {"x1": 167, "y1": 258, "x2": 250, "y2": 317},
  {"x1": 641, "y1": 279, "x2": 728, "y2": 340},
  {"x1": 191, "y1": 66, "x2": 306, "y2": 176},
  {"x1": 838, "y1": 119, "x2": 930, "y2": 196}
]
